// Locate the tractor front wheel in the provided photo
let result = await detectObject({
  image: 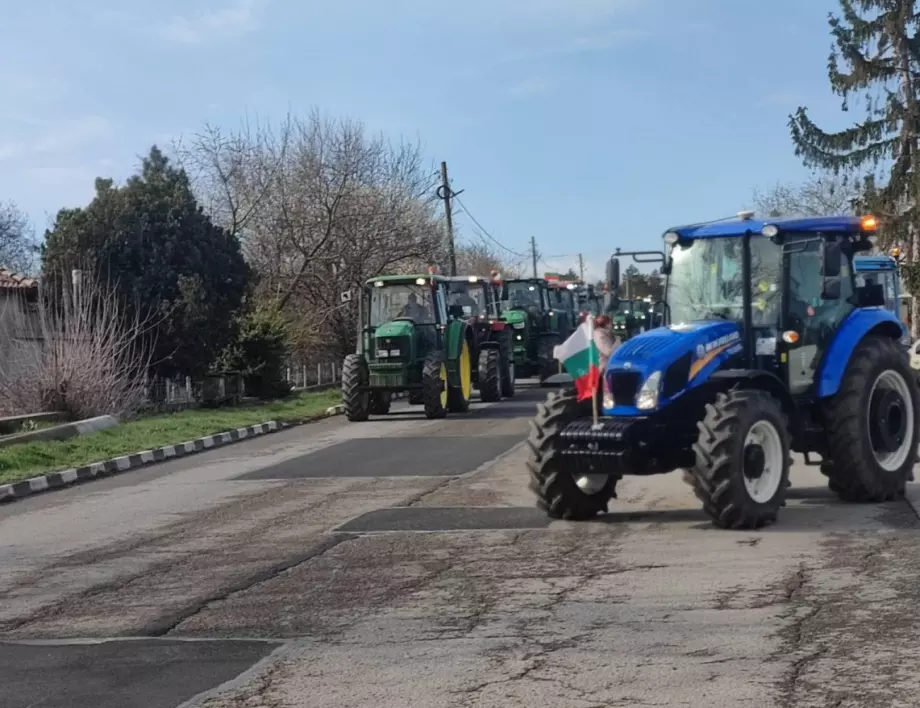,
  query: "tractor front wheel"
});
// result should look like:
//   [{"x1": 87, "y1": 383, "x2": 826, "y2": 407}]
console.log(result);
[
  {"x1": 689, "y1": 389, "x2": 791, "y2": 530},
  {"x1": 537, "y1": 335, "x2": 561, "y2": 382},
  {"x1": 822, "y1": 336, "x2": 918, "y2": 502},
  {"x1": 342, "y1": 354, "x2": 370, "y2": 422},
  {"x1": 448, "y1": 338, "x2": 474, "y2": 413},
  {"x1": 478, "y1": 348, "x2": 502, "y2": 402},
  {"x1": 527, "y1": 389, "x2": 616, "y2": 519},
  {"x1": 421, "y1": 352, "x2": 448, "y2": 419}
]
